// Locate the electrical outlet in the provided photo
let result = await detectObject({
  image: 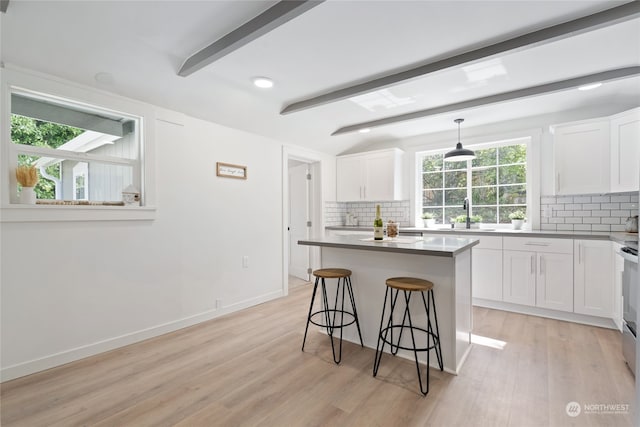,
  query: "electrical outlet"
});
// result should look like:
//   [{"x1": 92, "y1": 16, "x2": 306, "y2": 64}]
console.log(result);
[
  {"x1": 242, "y1": 256, "x2": 249, "y2": 268},
  {"x1": 542, "y1": 206, "x2": 552, "y2": 218}
]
